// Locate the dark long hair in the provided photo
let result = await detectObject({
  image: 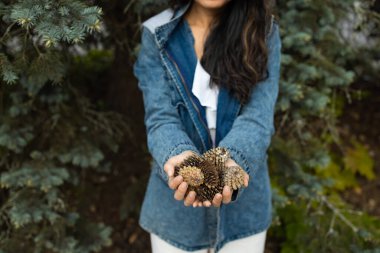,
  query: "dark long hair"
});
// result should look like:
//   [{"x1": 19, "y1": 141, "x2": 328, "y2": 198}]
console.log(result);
[{"x1": 169, "y1": 0, "x2": 274, "y2": 105}]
